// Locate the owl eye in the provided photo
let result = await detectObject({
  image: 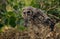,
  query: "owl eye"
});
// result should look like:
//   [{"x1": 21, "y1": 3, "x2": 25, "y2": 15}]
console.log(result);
[
  {"x1": 27, "y1": 11, "x2": 31, "y2": 15},
  {"x1": 27, "y1": 11, "x2": 30, "y2": 14},
  {"x1": 23, "y1": 12, "x2": 26, "y2": 14}
]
